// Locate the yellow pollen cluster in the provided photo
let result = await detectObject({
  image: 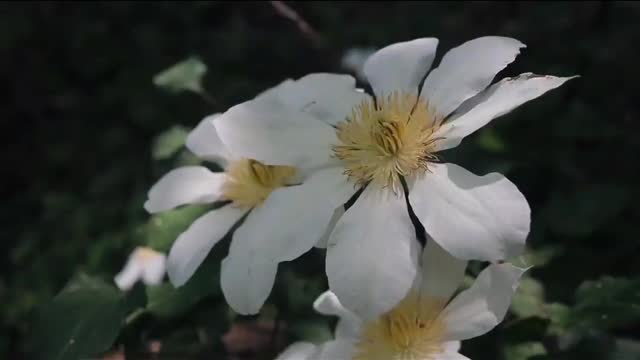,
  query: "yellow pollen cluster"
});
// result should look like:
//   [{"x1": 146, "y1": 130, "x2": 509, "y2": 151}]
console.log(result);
[
  {"x1": 353, "y1": 293, "x2": 447, "y2": 360},
  {"x1": 333, "y1": 92, "x2": 442, "y2": 193},
  {"x1": 222, "y1": 159, "x2": 297, "y2": 209}
]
